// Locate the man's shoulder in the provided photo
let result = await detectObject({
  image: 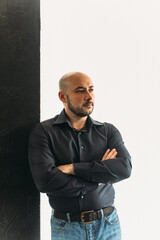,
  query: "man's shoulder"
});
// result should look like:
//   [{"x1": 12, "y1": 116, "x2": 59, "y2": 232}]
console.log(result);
[
  {"x1": 91, "y1": 118, "x2": 112, "y2": 128},
  {"x1": 91, "y1": 118, "x2": 115, "y2": 136},
  {"x1": 41, "y1": 114, "x2": 60, "y2": 127},
  {"x1": 30, "y1": 114, "x2": 60, "y2": 135},
  {"x1": 93, "y1": 120, "x2": 119, "y2": 136},
  {"x1": 90, "y1": 116, "x2": 109, "y2": 127}
]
